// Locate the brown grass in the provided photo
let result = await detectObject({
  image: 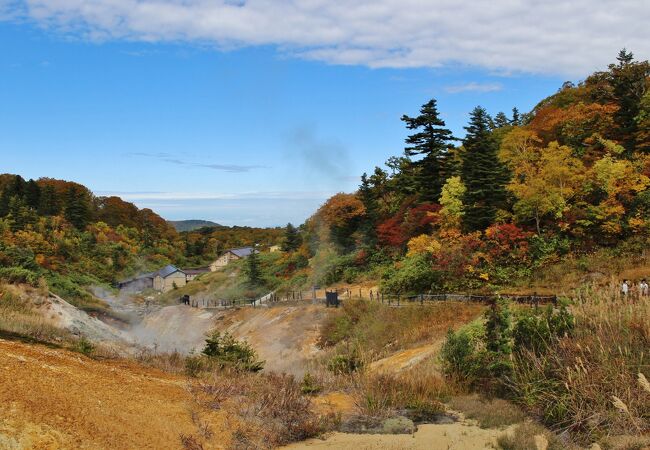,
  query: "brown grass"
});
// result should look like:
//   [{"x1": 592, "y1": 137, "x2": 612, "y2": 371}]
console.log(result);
[
  {"x1": 449, "y1": 395, "x2": 526, "y2": 429},
  {"x1": 0, "y1": 283, "x2": 71, "y2": 344},
  {"x1": 496, "y1": 422, "x2": 575, "y2": 450},
  {"x1": 351, "y1": 370, "x2": 450, "y2": 421},
  {"x1": 319, "y1": 299, "x2": 484, "y2": 360},
  {"x1": 189, "y1": 371, "x2": 337, "y2": 449},
  {"x1": 509, "y1": 286, "x2": 650, "y2": 443}
]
